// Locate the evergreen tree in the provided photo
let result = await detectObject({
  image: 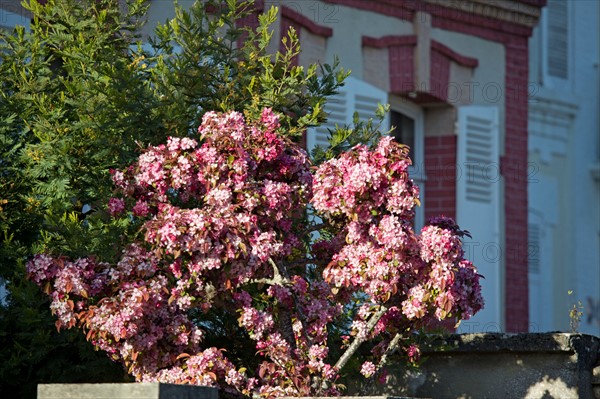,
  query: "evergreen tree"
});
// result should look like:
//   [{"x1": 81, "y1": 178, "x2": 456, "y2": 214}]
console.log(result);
[
  {"x1": 0, "y1": 0, "x2": 345, "y2": 397},
  {"x1": 0, "y1": 1, "x2": 158, "y2": 396}
]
